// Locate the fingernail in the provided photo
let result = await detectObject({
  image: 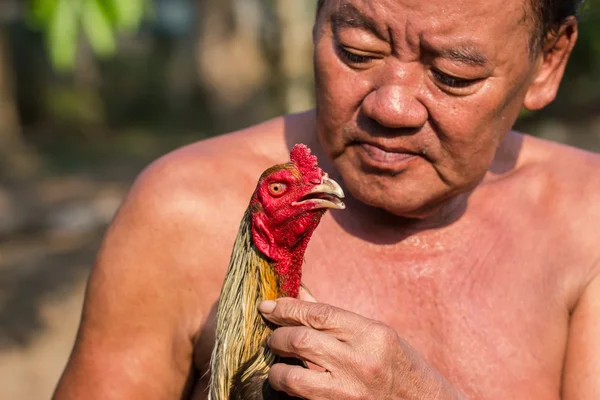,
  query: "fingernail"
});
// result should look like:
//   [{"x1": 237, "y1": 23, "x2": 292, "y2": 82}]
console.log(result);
[{"x1": 258, "y1": 300, "x2": 277, "y2": 314}]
